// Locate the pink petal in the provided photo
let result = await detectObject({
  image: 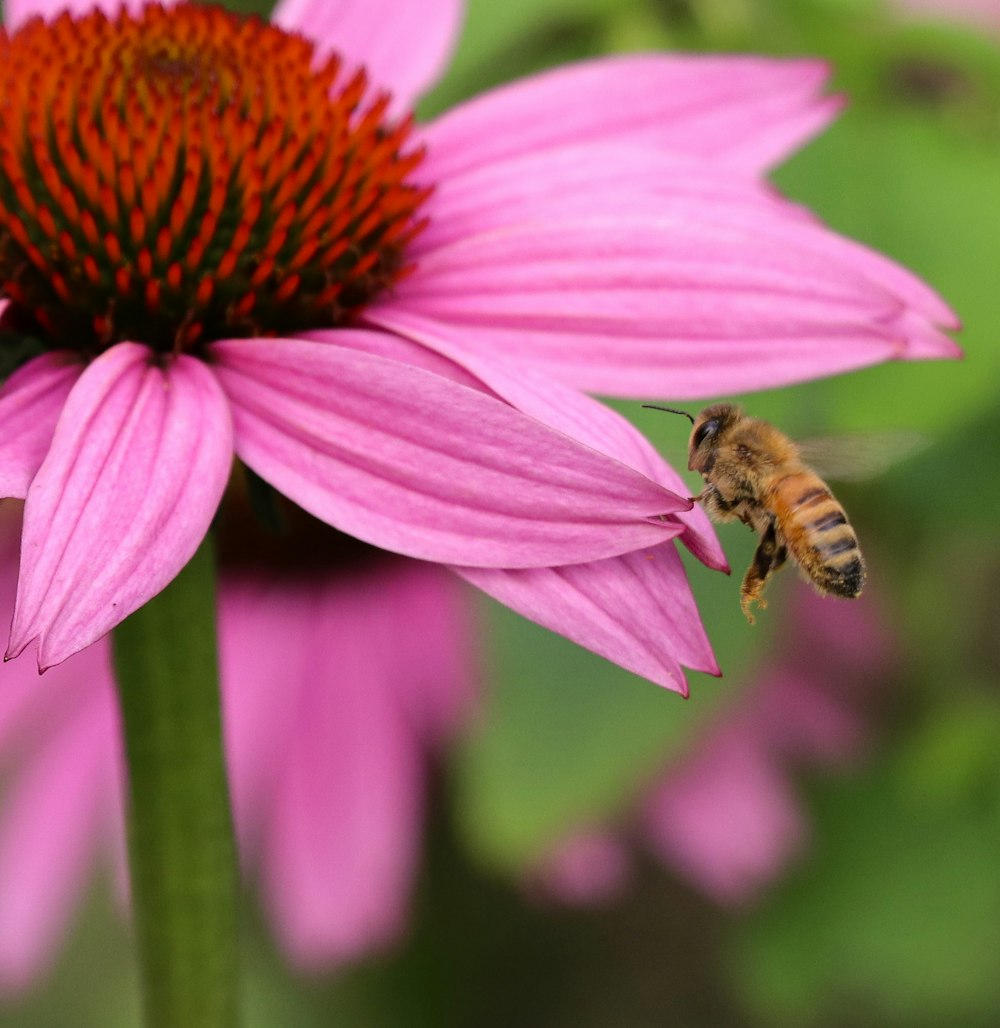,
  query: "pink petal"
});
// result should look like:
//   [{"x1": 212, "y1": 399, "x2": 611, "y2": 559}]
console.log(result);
[
  {"x1": 412, "y1": 143, "x2": 794, "y2": 255},
  {"x1": 211, "y1": 334, "x2": 688, "y2": 568},
  {"x1": 294, "y1": 334, "x2": 719, "y2": 690},
  {"x1": 221, "y1": 558, "x2": 473, "y2": 858},
  {"x1": 0, "y1": 690, "x2": 115, "y2": 991},
  {"x1": 411, "y1": 137, "x2": 954, "y2": 330},
  {"x1": 8, "y1": 343, "x2": 233, "y2": 669},
  {"x1": 298, "y1": 323, "x2": 485, "y2": 388},
  {"x1": 221, "y1": 556, "x2": 473, "y2": 965},
  {"x1": 419, "y1": 55, "x2": 837, "y2": 181},
  {"x1": 726, "y1": 206, "x2": 958, "y2": 329},
  {"x1": 360, "y1": 560, "x2": 476, "y2": 741},
  {"x1": 257, "y1": 585, "x2": 424, "y2": 968},
  {"x1": 457, "y1": 541, "x2": 717, "y2": 696},
  {"x1": 374, "y1": 201, "x2": 957, "y2": 397},
  {"x1": 272, "y1": 0, "x2": 463, "y2": 114},
  {"x1": 218, "y1": 574, "x2": 308, "y2": 856},
  {"x1": 643, "y1": 727, "x2": 805, "y2": 904},
  {"x1": 0, "y1": 353, "x2": 82, "y2": 500},
  {"x1": 351, "y1": 323, "x2": 725, "y2": 570},
  {"x1": 0, "y1": 506, "x2": 127, "y2": 797}
]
